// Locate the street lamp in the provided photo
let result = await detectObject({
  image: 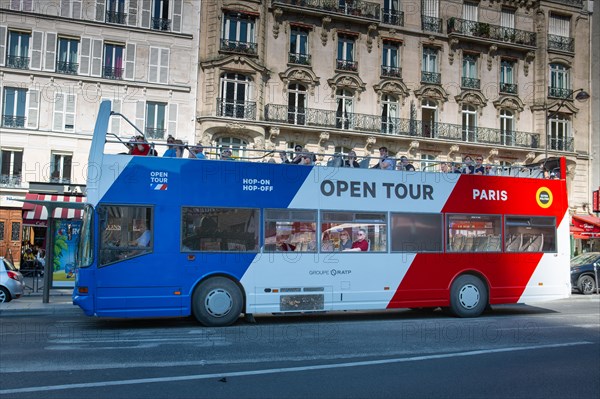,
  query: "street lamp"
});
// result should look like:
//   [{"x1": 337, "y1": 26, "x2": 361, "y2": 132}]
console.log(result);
[{"x1": 544, "y1": 88, "x2": 590, "y2": 170}]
